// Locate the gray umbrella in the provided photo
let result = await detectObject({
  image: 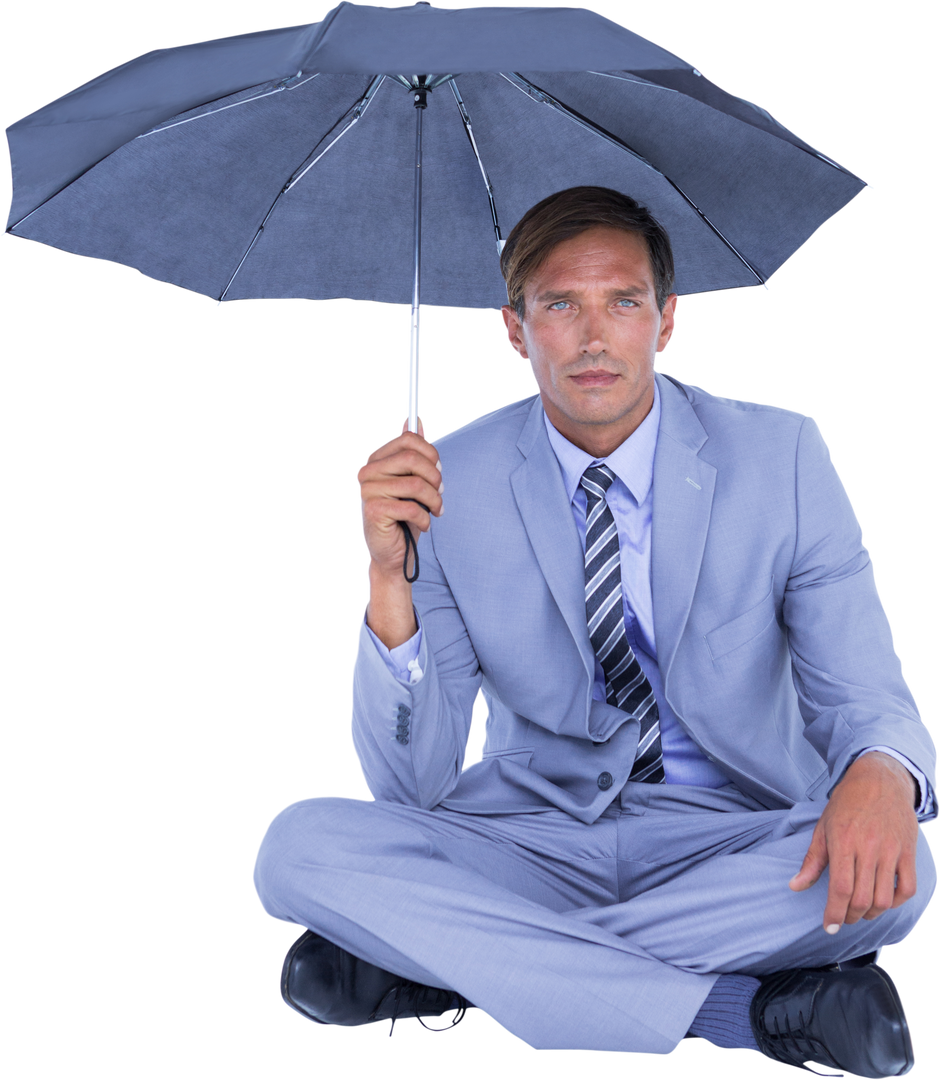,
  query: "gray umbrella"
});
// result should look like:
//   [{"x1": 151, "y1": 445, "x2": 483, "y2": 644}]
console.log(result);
[{"x1": 5, "y1": 1, "x2": 864, "y2": 575}]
